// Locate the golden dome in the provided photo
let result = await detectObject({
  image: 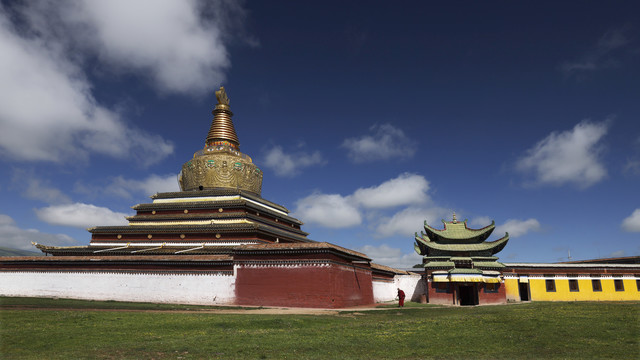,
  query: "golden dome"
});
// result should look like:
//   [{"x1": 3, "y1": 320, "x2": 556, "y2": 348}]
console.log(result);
[{"x1": 178, "y1": 87, "x2": 263, "y2": 195}]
